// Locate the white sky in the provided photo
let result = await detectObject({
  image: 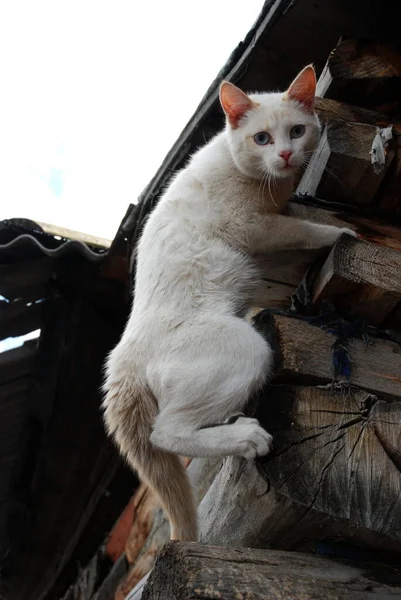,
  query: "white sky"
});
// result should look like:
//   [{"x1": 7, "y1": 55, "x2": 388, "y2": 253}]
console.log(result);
[{"x1": 0, "y1": 1, "x2": 264, "y2": 241}]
